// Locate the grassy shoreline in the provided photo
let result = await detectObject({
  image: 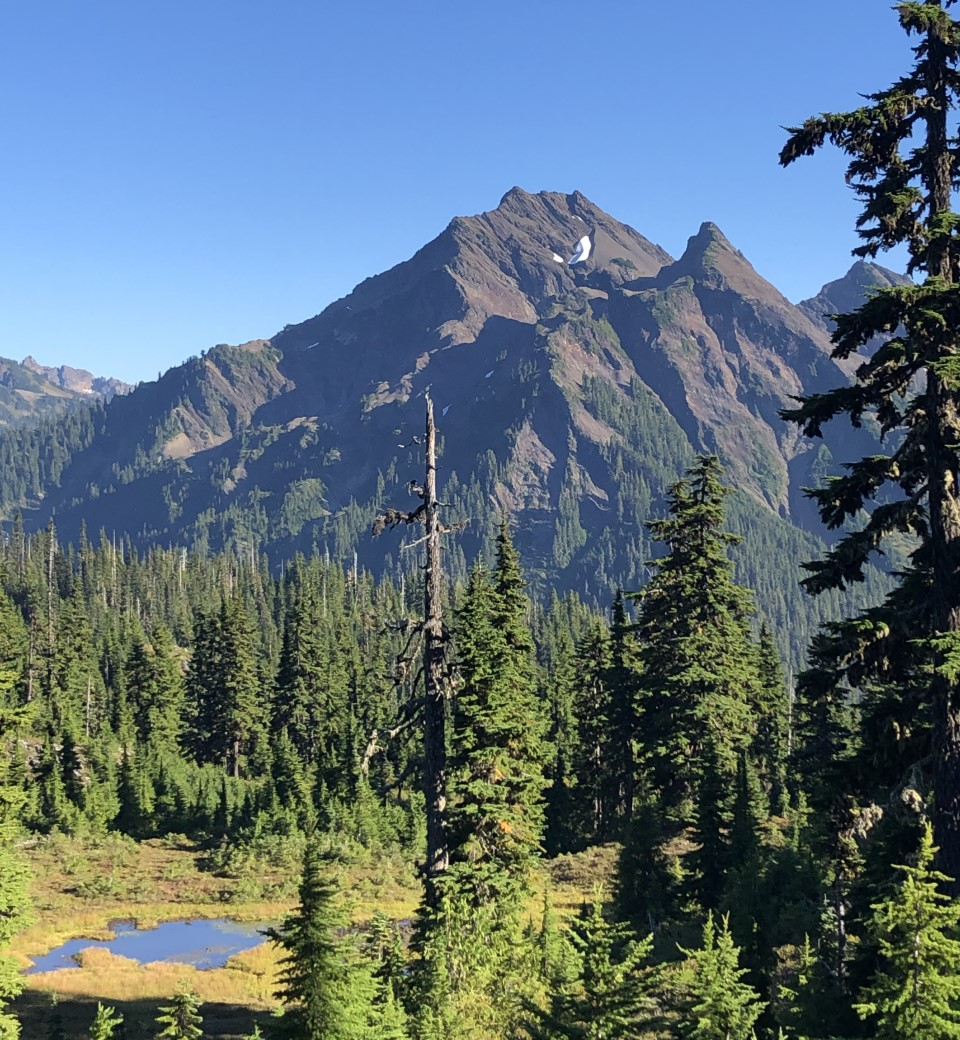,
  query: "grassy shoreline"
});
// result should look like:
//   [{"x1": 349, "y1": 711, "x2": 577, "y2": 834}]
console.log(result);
[{"x1": 9, "y1": 833, "x2": 614, "y2": 1039}]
